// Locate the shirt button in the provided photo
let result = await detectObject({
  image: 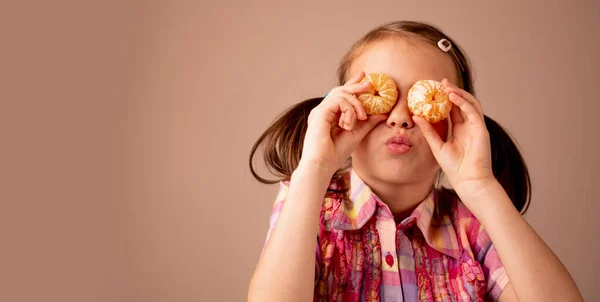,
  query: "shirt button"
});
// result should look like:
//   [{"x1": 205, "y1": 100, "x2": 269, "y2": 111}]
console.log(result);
[{"x1": 385, "y1": 252, "x2": 395, "y2": 267}]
